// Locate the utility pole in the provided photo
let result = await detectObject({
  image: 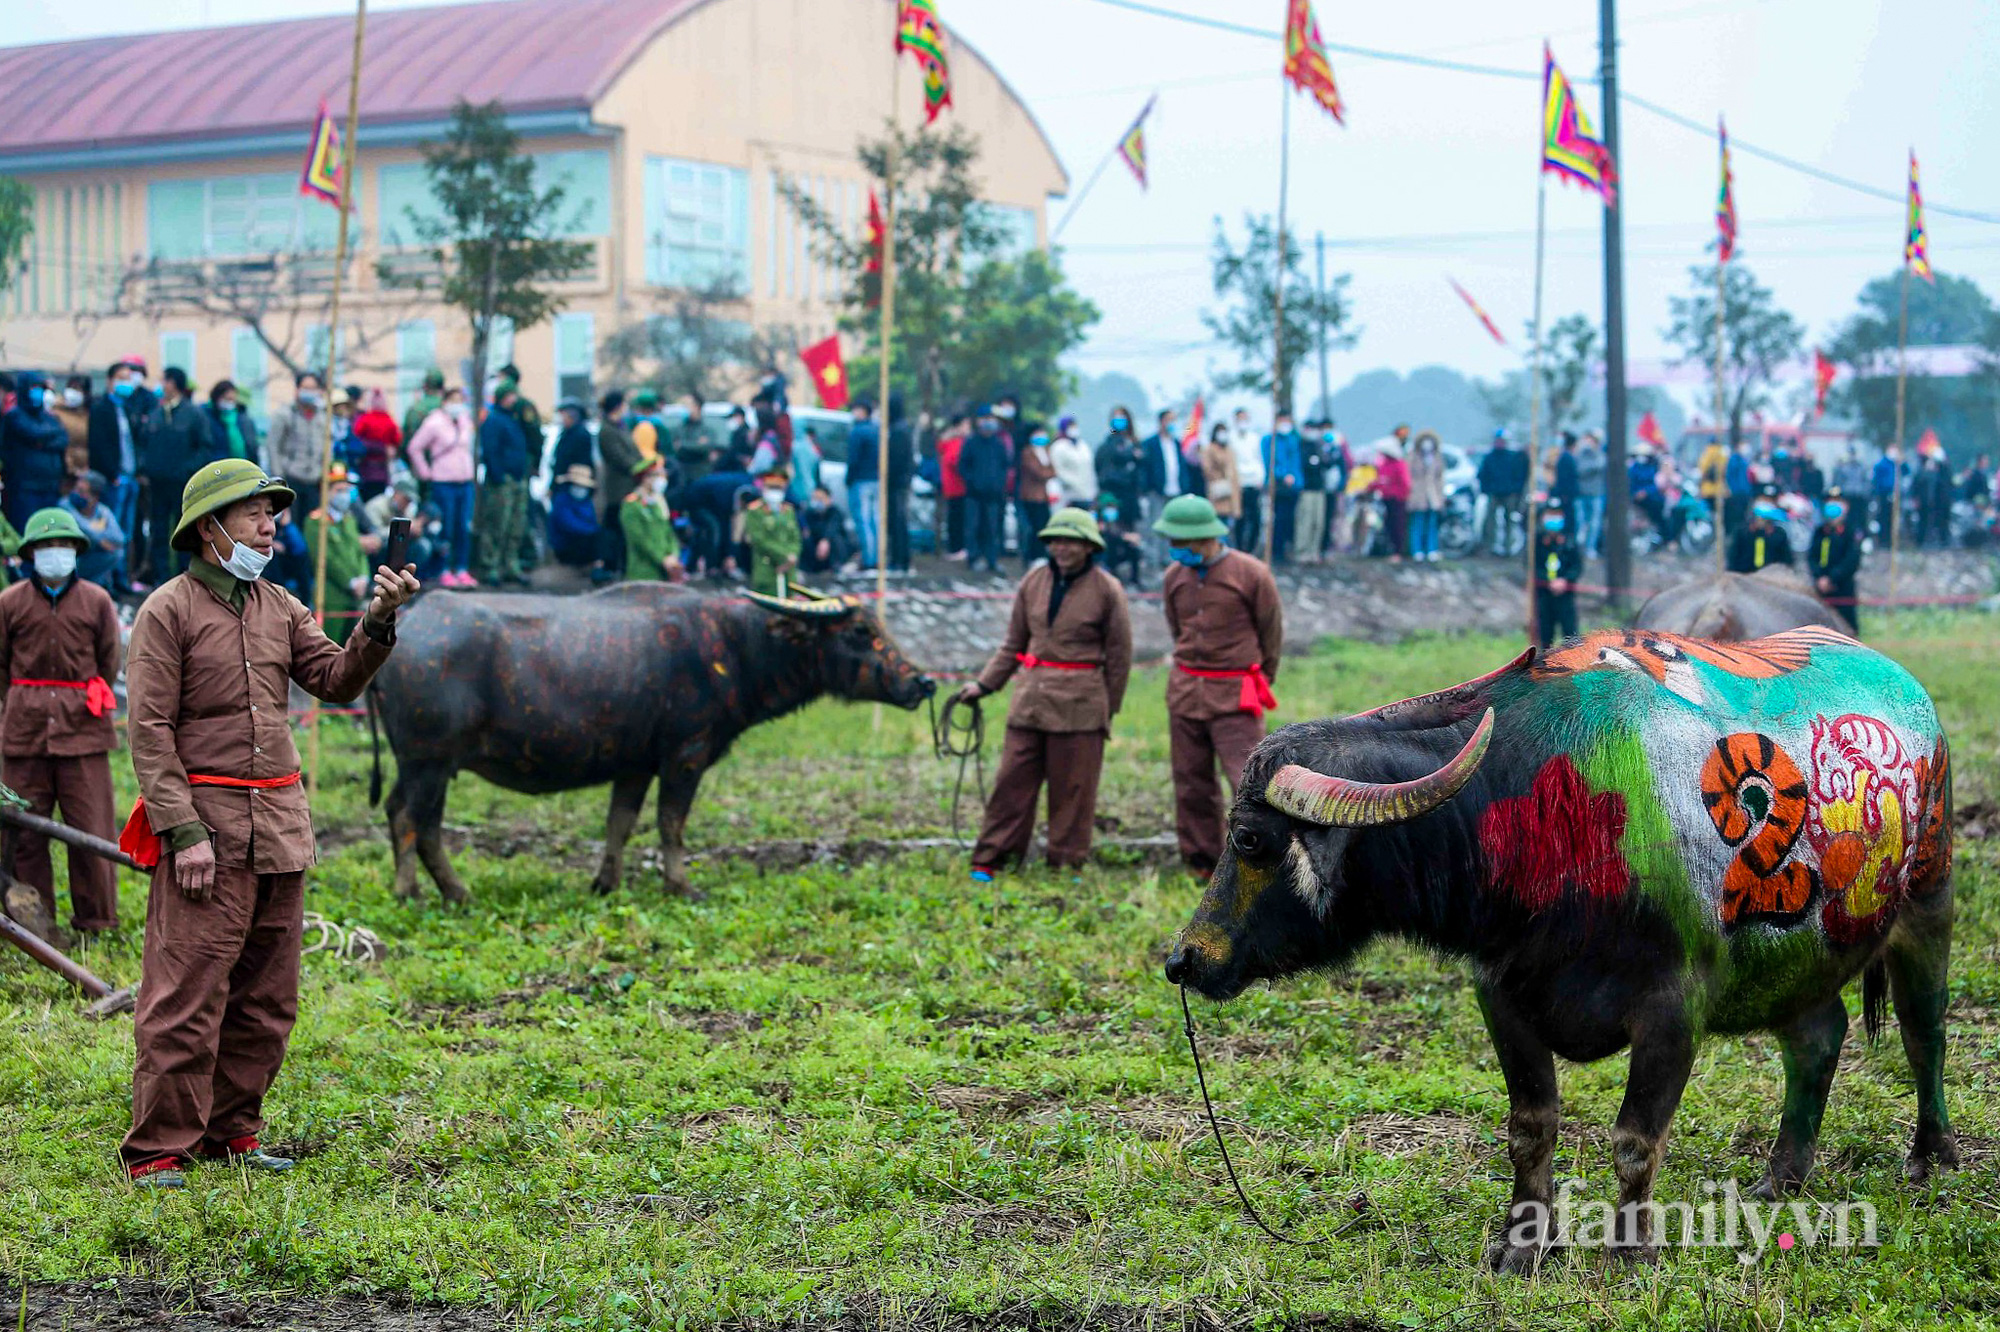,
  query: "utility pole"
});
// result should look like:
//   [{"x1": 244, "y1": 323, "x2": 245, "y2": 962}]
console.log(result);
[
  {"x1": 1598, "y1": 0, "x2": 1631, "y2": 605},
  {"x1": 1315, "y1": 231, "x2": 1331, "y2": 419}
]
